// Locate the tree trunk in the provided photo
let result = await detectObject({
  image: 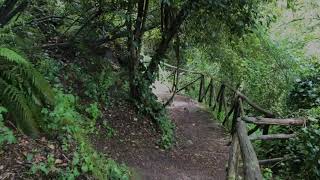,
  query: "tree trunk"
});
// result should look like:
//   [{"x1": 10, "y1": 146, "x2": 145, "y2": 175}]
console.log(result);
[
  {"x1": 0, "y1": 0, "x2": 28, "y2": 28},
  {"x1": 144, "y1": 0, "x2": 194, "y2": 84},
  {"x1": 127, "y1": 0, "x2": 149, "y2": 100}
]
